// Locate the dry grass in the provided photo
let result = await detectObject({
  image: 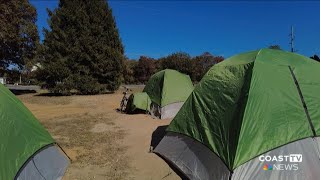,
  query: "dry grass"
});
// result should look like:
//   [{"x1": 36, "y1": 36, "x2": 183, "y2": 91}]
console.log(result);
[
  {"x1": 17, "y1": 94, "x2": 72, "y2": 105},
  {"x1": 43, "y1": 112, "x2": 130, "y2": 180},
  {"x1": 17, "y1": 90, "x2": 178, "y2": 180}
]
